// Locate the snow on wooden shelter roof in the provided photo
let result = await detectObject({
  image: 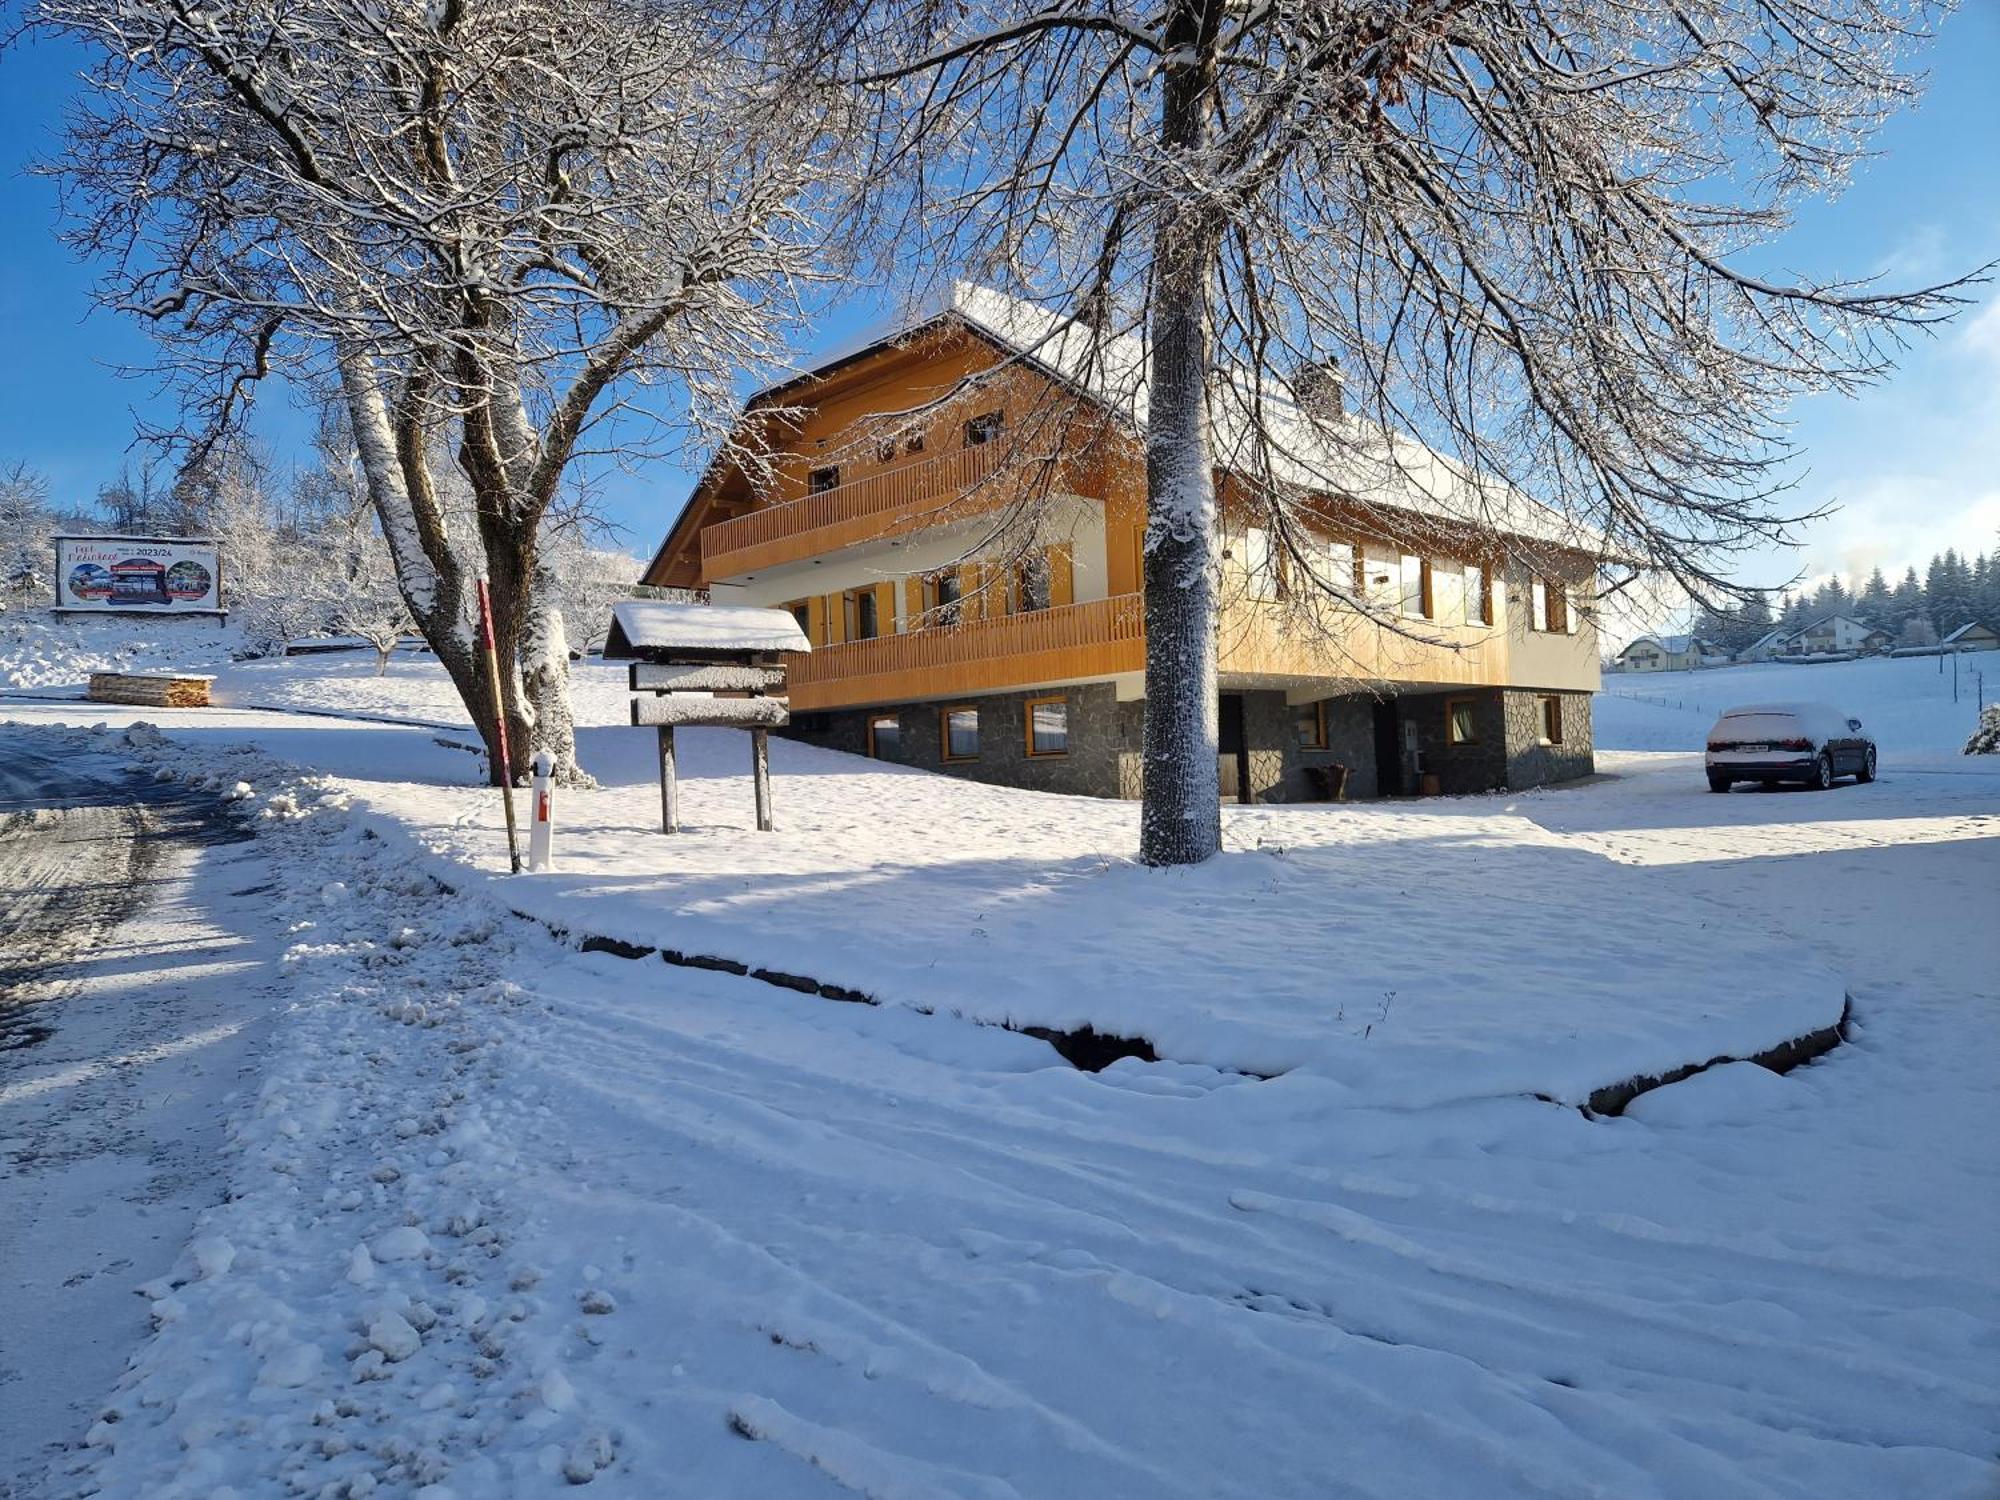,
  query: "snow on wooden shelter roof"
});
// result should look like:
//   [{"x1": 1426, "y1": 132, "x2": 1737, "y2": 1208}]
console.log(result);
[{"x1": 603, "y1": 601, "x2": 810, "y2": 660}]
